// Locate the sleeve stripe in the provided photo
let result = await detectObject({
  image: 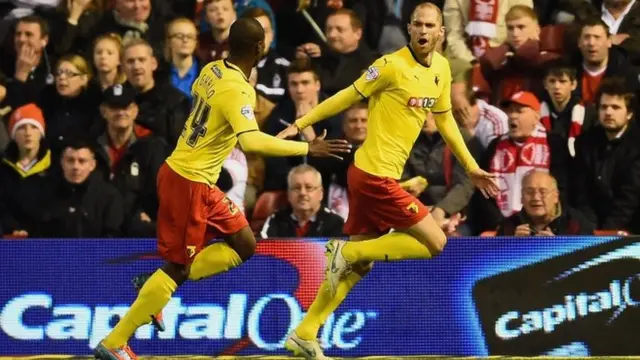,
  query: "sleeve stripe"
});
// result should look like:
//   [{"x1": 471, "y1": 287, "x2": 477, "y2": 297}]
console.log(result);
[
  {"x1": 432, "y1": 108, "x2": 452, "y2": 114},
  {"x1": 236, "y1": 129, "x2": 258, "y2": 137},
  {"x1": 352, "y1": 84, "x2": 366, "y2": 99}
]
